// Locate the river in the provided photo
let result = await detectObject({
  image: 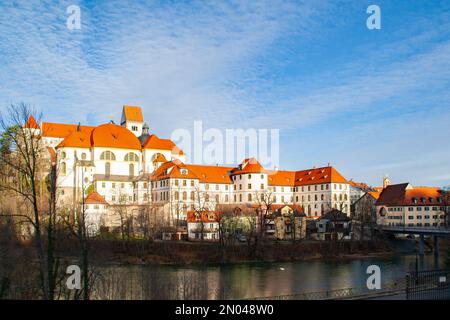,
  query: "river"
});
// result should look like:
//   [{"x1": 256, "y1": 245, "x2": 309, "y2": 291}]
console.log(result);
[{"x1": 90, "y1": 253, "x2": 446, "y2": 299}]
